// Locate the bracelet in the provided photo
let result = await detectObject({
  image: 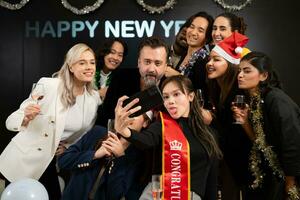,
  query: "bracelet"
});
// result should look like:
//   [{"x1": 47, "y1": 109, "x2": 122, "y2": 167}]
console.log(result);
[{"x1": 287, "y1": 185, "x2": 300, "y2": 200}]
